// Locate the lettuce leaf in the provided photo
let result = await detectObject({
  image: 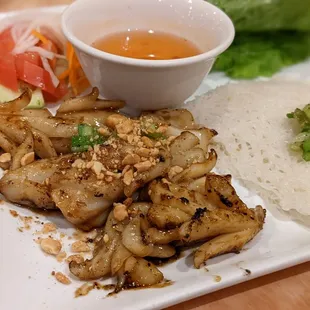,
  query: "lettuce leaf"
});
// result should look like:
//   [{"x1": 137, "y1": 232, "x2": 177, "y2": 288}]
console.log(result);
[
  {"x1": 208, "y1": 0, "x2": 310, "y2": 32},
  {"x1": 213, "y1": 31, "x2": 310, "y2": 79}
]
